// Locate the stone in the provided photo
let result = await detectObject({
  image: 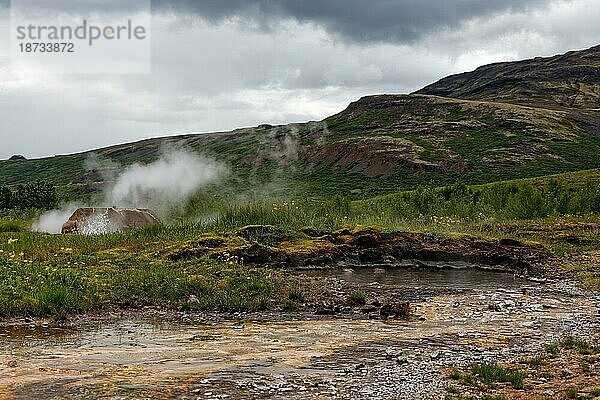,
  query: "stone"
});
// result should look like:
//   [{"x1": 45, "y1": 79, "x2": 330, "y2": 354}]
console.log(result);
[{"x1": 231, "y1": 321, "x2": 245, "y2": 329}]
